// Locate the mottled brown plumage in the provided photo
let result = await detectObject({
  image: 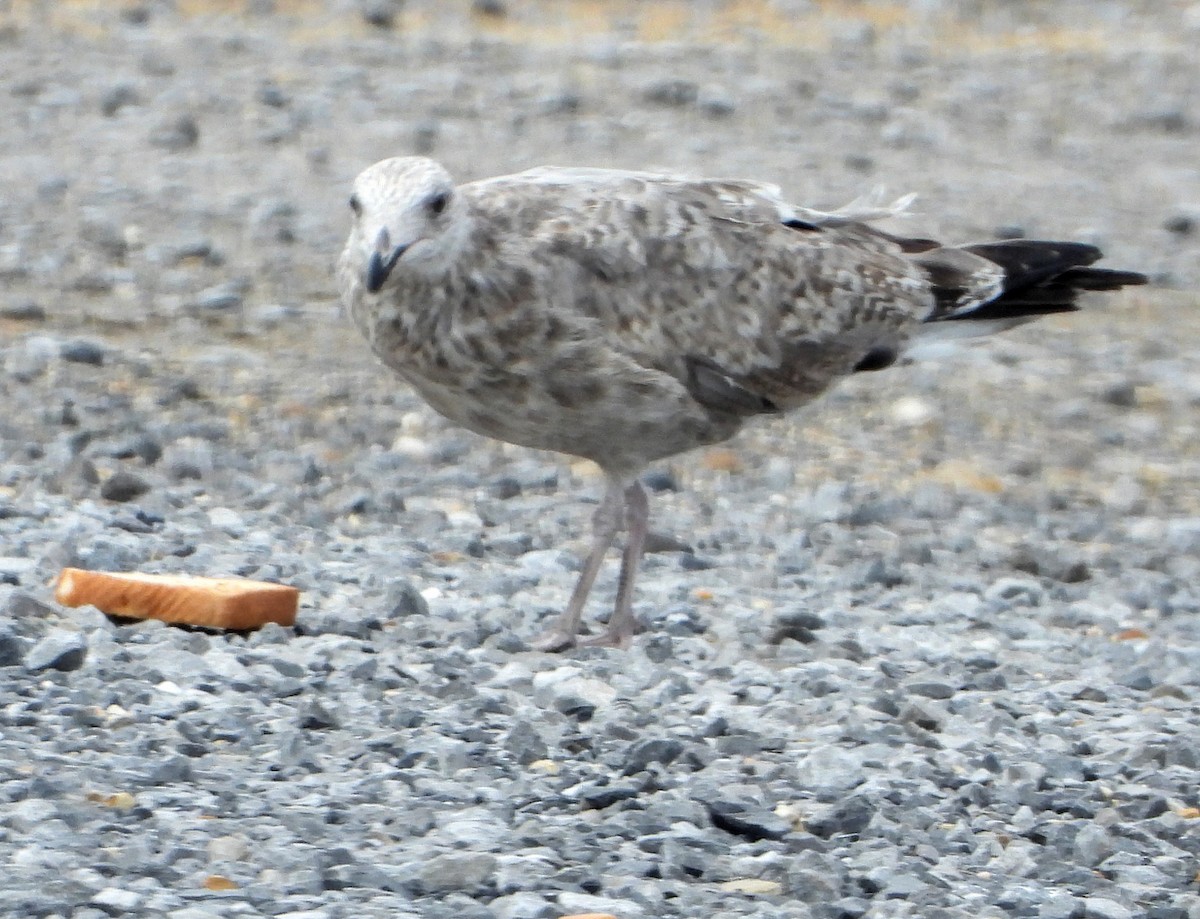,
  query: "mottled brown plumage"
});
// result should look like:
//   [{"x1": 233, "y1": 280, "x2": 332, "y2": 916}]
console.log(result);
[{"x1": 338, "y1": 156, "x2": 1145, "y2": 650}]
